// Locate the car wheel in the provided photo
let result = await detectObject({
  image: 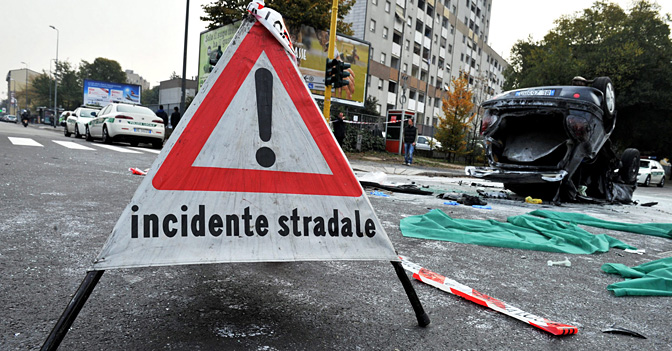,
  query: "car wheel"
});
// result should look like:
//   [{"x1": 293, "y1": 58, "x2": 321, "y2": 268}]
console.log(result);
[
  {"x1": 592, "y1": 77, "x2": 616, "y2": 122},
  {"x1": 643, "y1": 175, "x2": 651, "y2": 187},
  {"x1": 64, "y1": 125, "x2": 71, "y2": 137},
  {"x1": 658, "y1": 176, "x2": 665, "y2": 188},
  {"x1": 102, "y1": 125, "x2": 112, "y2": 144},
  {"x1": 85, "y1": 126, "x2": 93, "y2": 142},
  {"x1": 618, "y1": 148, "x2": 640, "y2": 185},
  {"x1": 74, "y1": 125, "x2": 82, "y2": 138}
]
